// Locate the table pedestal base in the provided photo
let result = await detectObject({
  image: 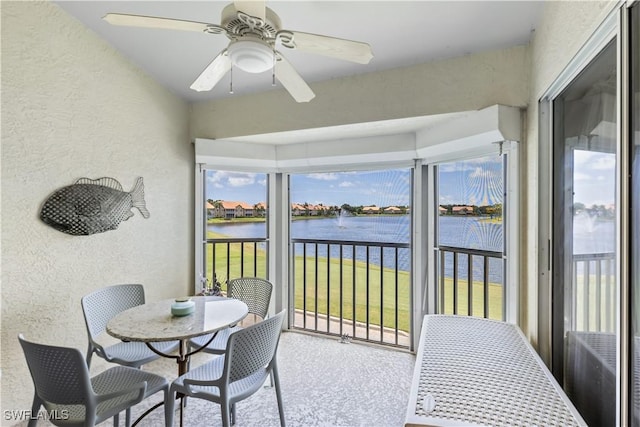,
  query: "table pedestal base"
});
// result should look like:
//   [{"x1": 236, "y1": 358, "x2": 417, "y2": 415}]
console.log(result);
[{"x1": 143, "y1": 334, "x2": 219, "y2": 427}]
